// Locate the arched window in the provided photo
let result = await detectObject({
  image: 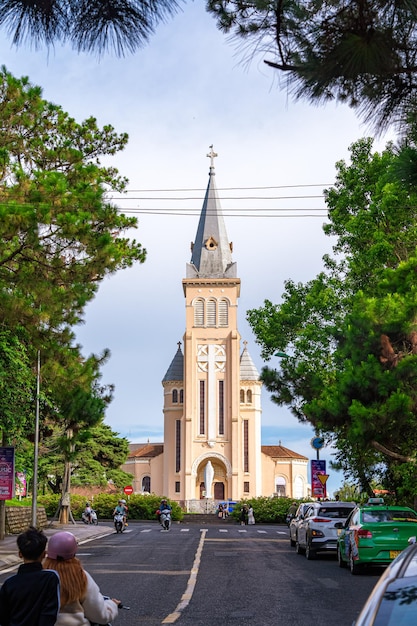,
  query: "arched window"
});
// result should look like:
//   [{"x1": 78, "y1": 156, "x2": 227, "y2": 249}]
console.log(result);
[
  {"x1": 294, "y1": 475, "x2": 304, "y2": 499},
  {"x1": 172, "y1": 389, "x2": 178, "y2": 403},
  {"x1": 275, "y1": 477, "x2": 286, "y2": 497},
  {"x1": 207, "y1": 299, "x2": 216, "y2": 326},
  {"x1": 179, "y1": 389, "x2": 184, "y2": 404},
  {"x1": 142, "y1": 476, "x2": 151, "y2": 493},
  {"x1": 218, "y1": 299, "x2": 228, "y2": 326},
  {"x1": 240, "y1": 389, "x2": 245, "y2": 403},
  {"x1": 246, "y1": 389, "x2": 252, "y2": 403},
  {"x1": 194, "y1": 299, "x2": 204, "y2": 326}
]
